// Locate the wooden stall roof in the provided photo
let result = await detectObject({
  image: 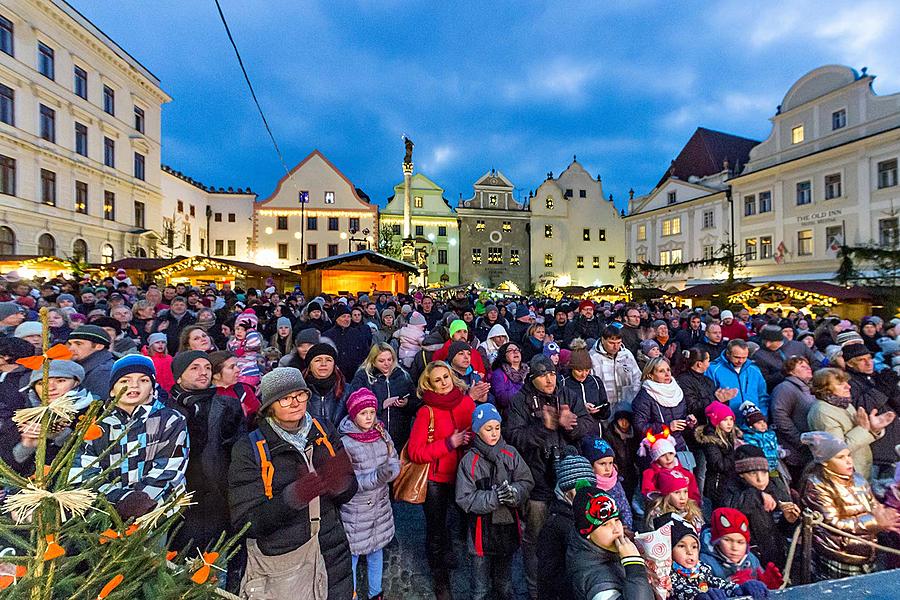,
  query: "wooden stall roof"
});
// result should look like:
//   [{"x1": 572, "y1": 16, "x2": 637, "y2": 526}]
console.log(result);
[
  {"x1": 107, "y1": 256, "x2": 298, "y2": 278},
  {"x1": 768, "y1": 281, "x2": 872, "y2": 301},
  {"x1": 291, "y1": 250, "x2": 419, "y2": 274}
]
